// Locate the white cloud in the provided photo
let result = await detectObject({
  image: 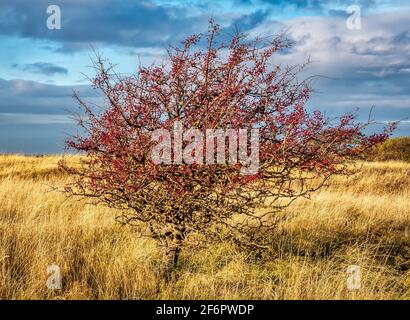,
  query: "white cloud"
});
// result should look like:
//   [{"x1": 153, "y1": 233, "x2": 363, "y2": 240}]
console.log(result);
[{"x1": 245, "y1": 9, "x2": 410, "y2": 118}]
